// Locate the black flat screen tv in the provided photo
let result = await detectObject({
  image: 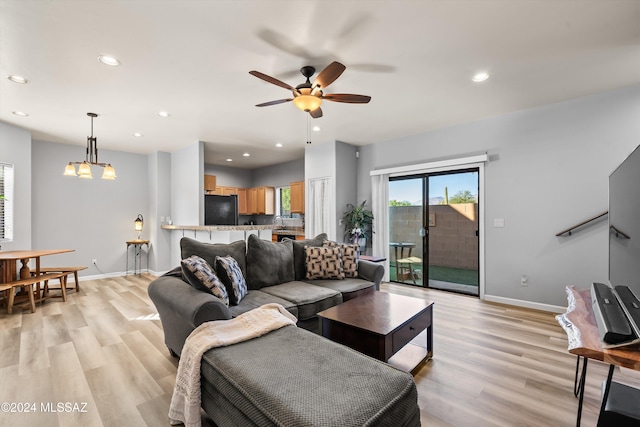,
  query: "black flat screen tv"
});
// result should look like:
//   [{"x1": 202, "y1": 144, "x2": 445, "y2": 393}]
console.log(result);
[
  {"x1": 205, "y1": 195, "x2": 238, "y2": 226},
  {"x1": 609, "y1": 144, "x2": 640, "y2": 297}
]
